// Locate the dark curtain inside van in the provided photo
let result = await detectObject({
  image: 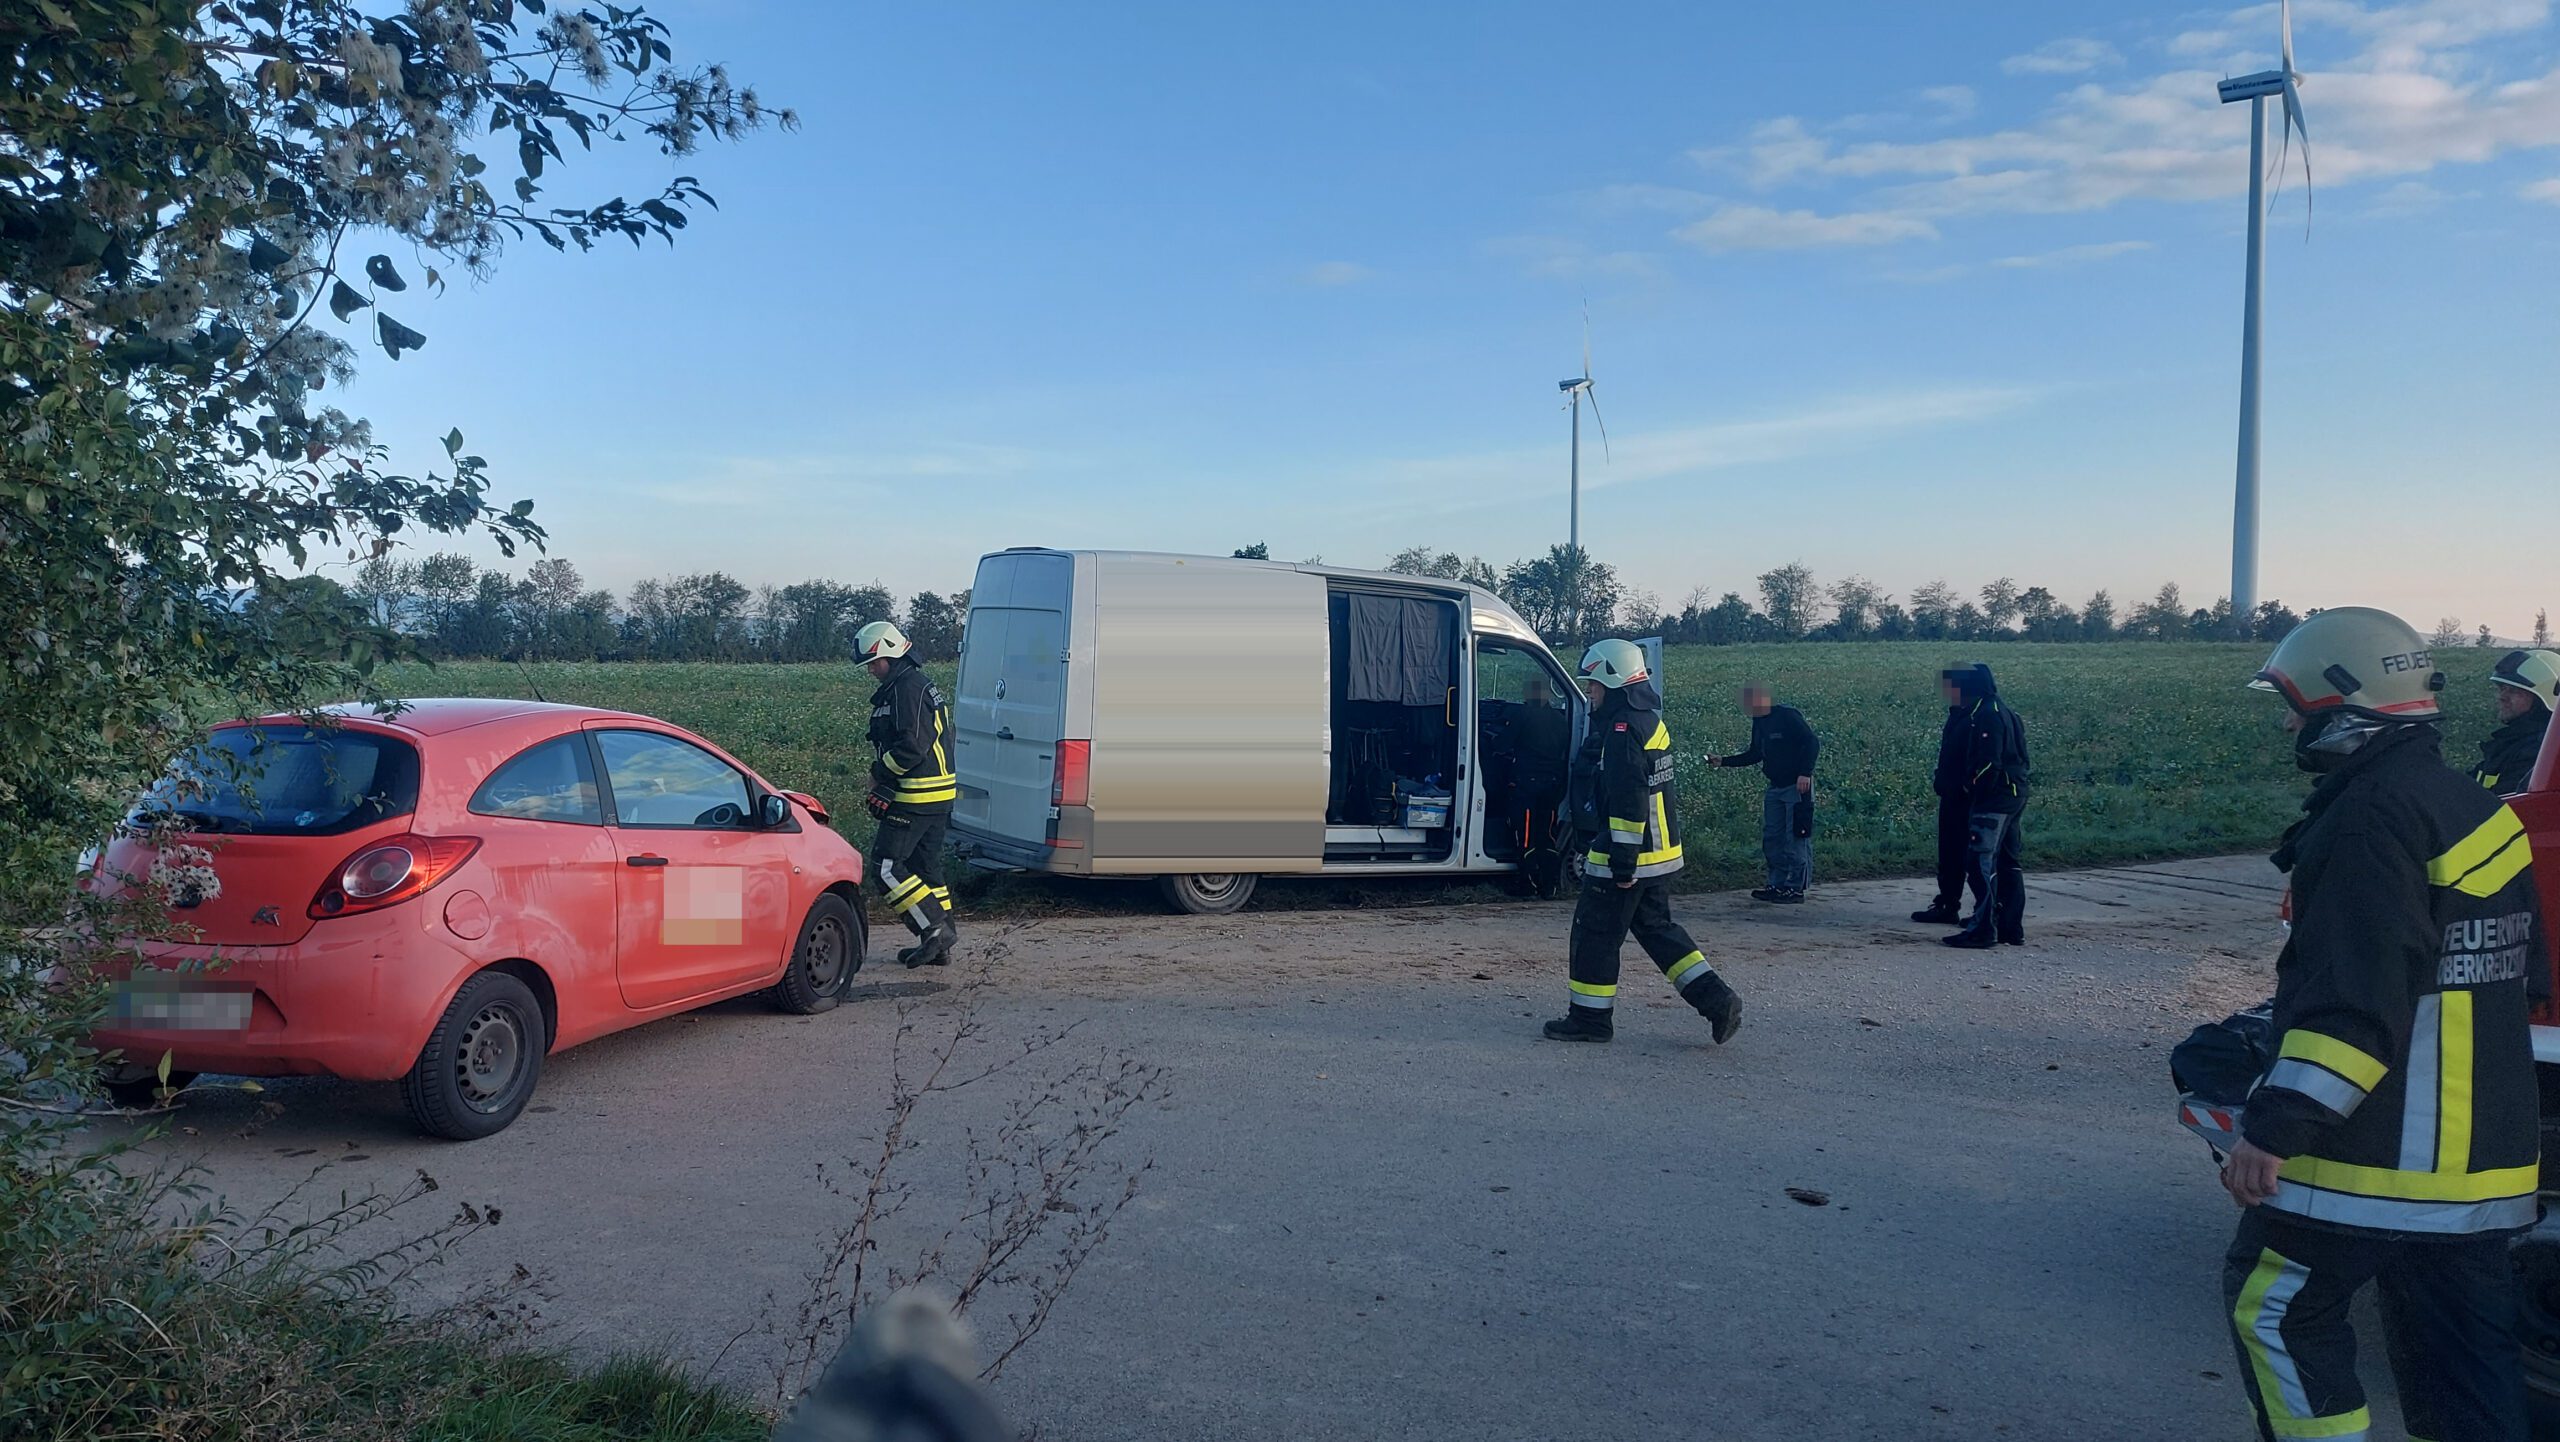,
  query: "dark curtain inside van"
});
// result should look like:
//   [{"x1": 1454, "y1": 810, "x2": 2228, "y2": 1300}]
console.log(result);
[{"x1": 1344, "y1": 595, "x2": 1451, "y2": 706}]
